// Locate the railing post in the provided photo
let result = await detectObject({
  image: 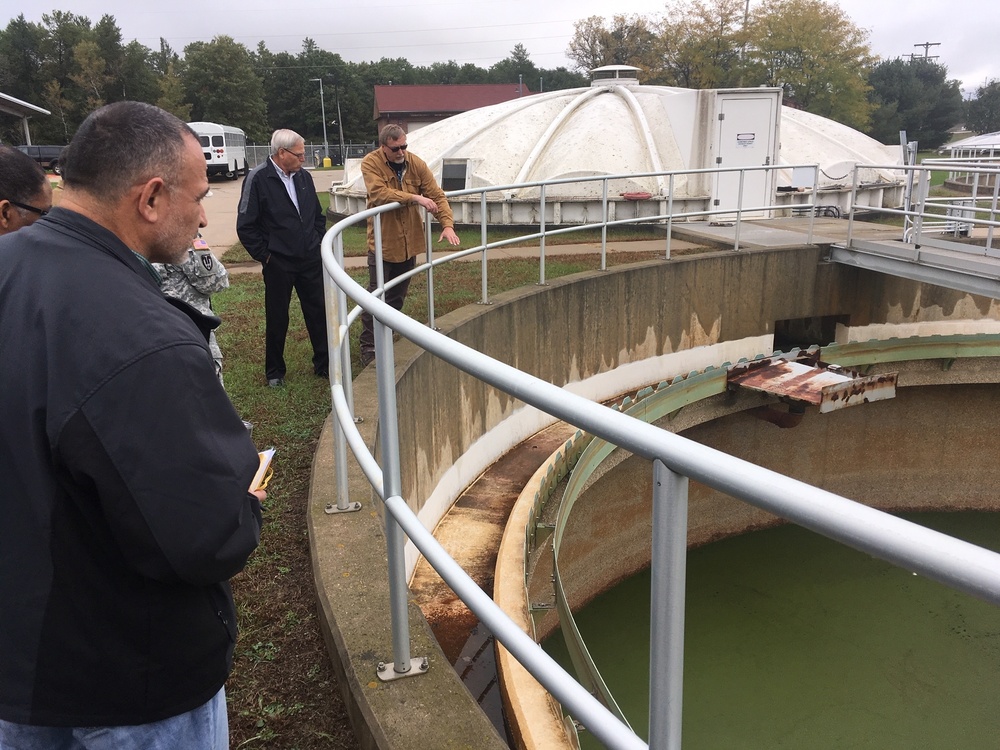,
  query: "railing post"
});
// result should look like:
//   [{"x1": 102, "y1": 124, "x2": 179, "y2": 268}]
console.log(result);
[
  {"x1": 846, "y1": 166, "x2": 860, "y2": 246},
  {"x1": 913, "y1": 169, "x2": 929, "y2": 248},
  {"x1": 734, "y1": 169, "x2": 746, "y2": 252},
  {"x1": 807, "y1": 165, "x2": 818, "y2": 244},
  {"x1": 480, "y1": 192, "x2": 489, "y2": 305},
  {"x1": 666, "y1": 174, "x2": 675, "y2": 260},
  {"x1": 988, "y1": 176, "x2": 1000, "y2": 255},
  {"x1": 425, "y1": 212, "x2": 436, "y2": 329},
  {"x1": 323, "y1": 235, "x2": 361, "y2": 515},
  {"x1": 539, "y1": 183, "x2": 547, "y2": 286},
  {"x1": 649, "y1": 459, "x2": 688, "y2": 750},
  {"x1": 373, "y1": 314, "x2": 428, "y2": 682},
  {"x1": 601, "y1": 178, "x2": 609, "y2": 270}
]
